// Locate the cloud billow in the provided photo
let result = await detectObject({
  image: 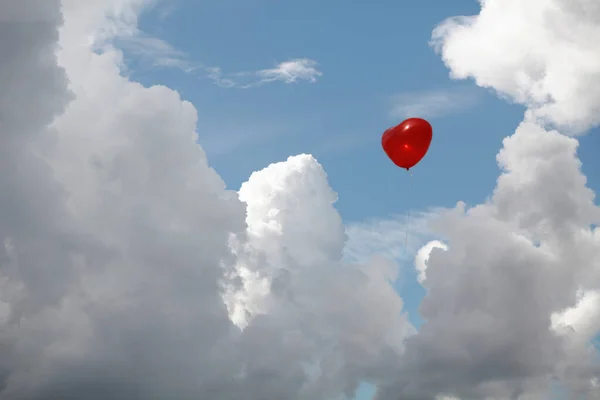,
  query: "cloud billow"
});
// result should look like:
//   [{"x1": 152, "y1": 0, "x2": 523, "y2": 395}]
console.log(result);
[
  {"x1": 0, "y1": 0, "x2": 599, "y2": 400},
  {"x1": 377, "y1": 0, "x2": 600, "y2": 398},
  {"x1": 0, "y1": 1, "x2": 409, "y2": 399}
]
